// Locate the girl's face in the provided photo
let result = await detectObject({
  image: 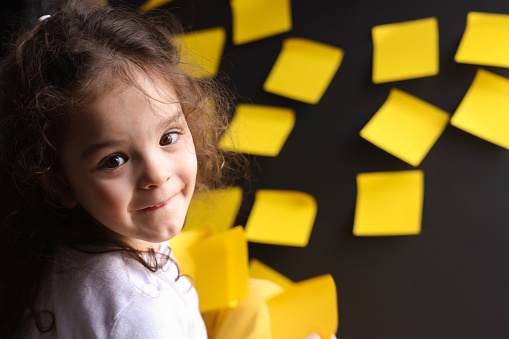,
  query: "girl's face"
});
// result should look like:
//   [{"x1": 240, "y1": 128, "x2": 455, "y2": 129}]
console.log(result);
[{"x1": 60, "y1": 73, "x2": 197, "y2": 251}]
